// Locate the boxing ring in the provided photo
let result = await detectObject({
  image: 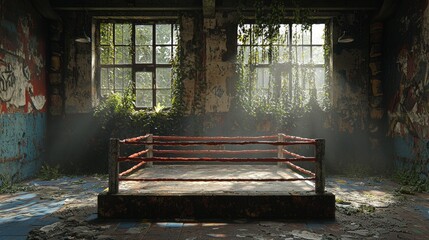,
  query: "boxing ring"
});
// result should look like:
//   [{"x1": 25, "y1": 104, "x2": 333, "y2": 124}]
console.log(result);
[{"x1": 99, "y1": 134, "x2": 335, "y2": 219}]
